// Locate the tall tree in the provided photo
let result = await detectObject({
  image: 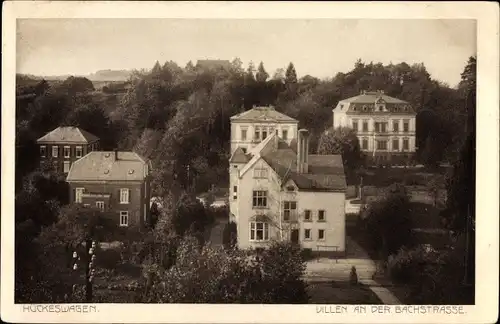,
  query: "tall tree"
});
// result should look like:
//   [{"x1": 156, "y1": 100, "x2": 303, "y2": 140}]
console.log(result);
[
  {"x1": 285, "y1": 62, "x2": 298, "y2": 85},
  {"x1": 317, "y1": 126, "x2": 363, "y2": 176},
  {"x1": 255, "y1": 62, "x2": 269, "y2": 83}
]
